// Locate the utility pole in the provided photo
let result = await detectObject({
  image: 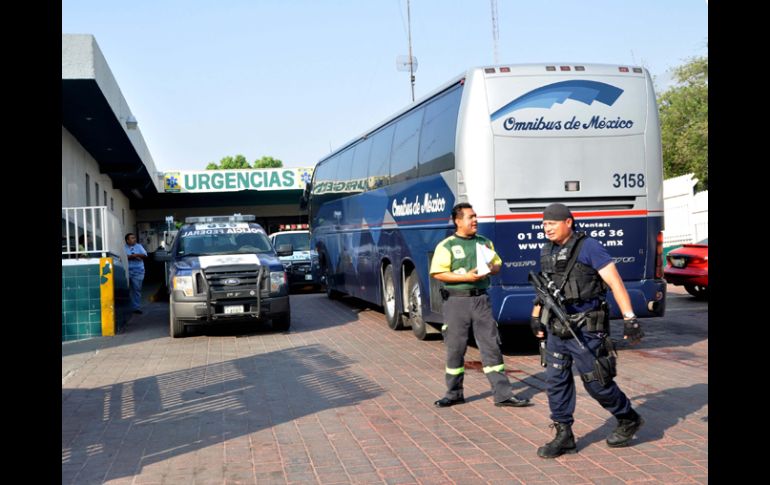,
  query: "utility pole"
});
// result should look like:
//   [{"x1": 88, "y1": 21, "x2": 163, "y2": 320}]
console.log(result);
[
  {"x1": 490, "y1": 0, "x2": 499, "y2": 64},
  {"x1": 397, "y1": 0, "x2": 418, "y2": 102},
  {"x1": 407, "y1": 0, "x2": 415, "y2": 101}
]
